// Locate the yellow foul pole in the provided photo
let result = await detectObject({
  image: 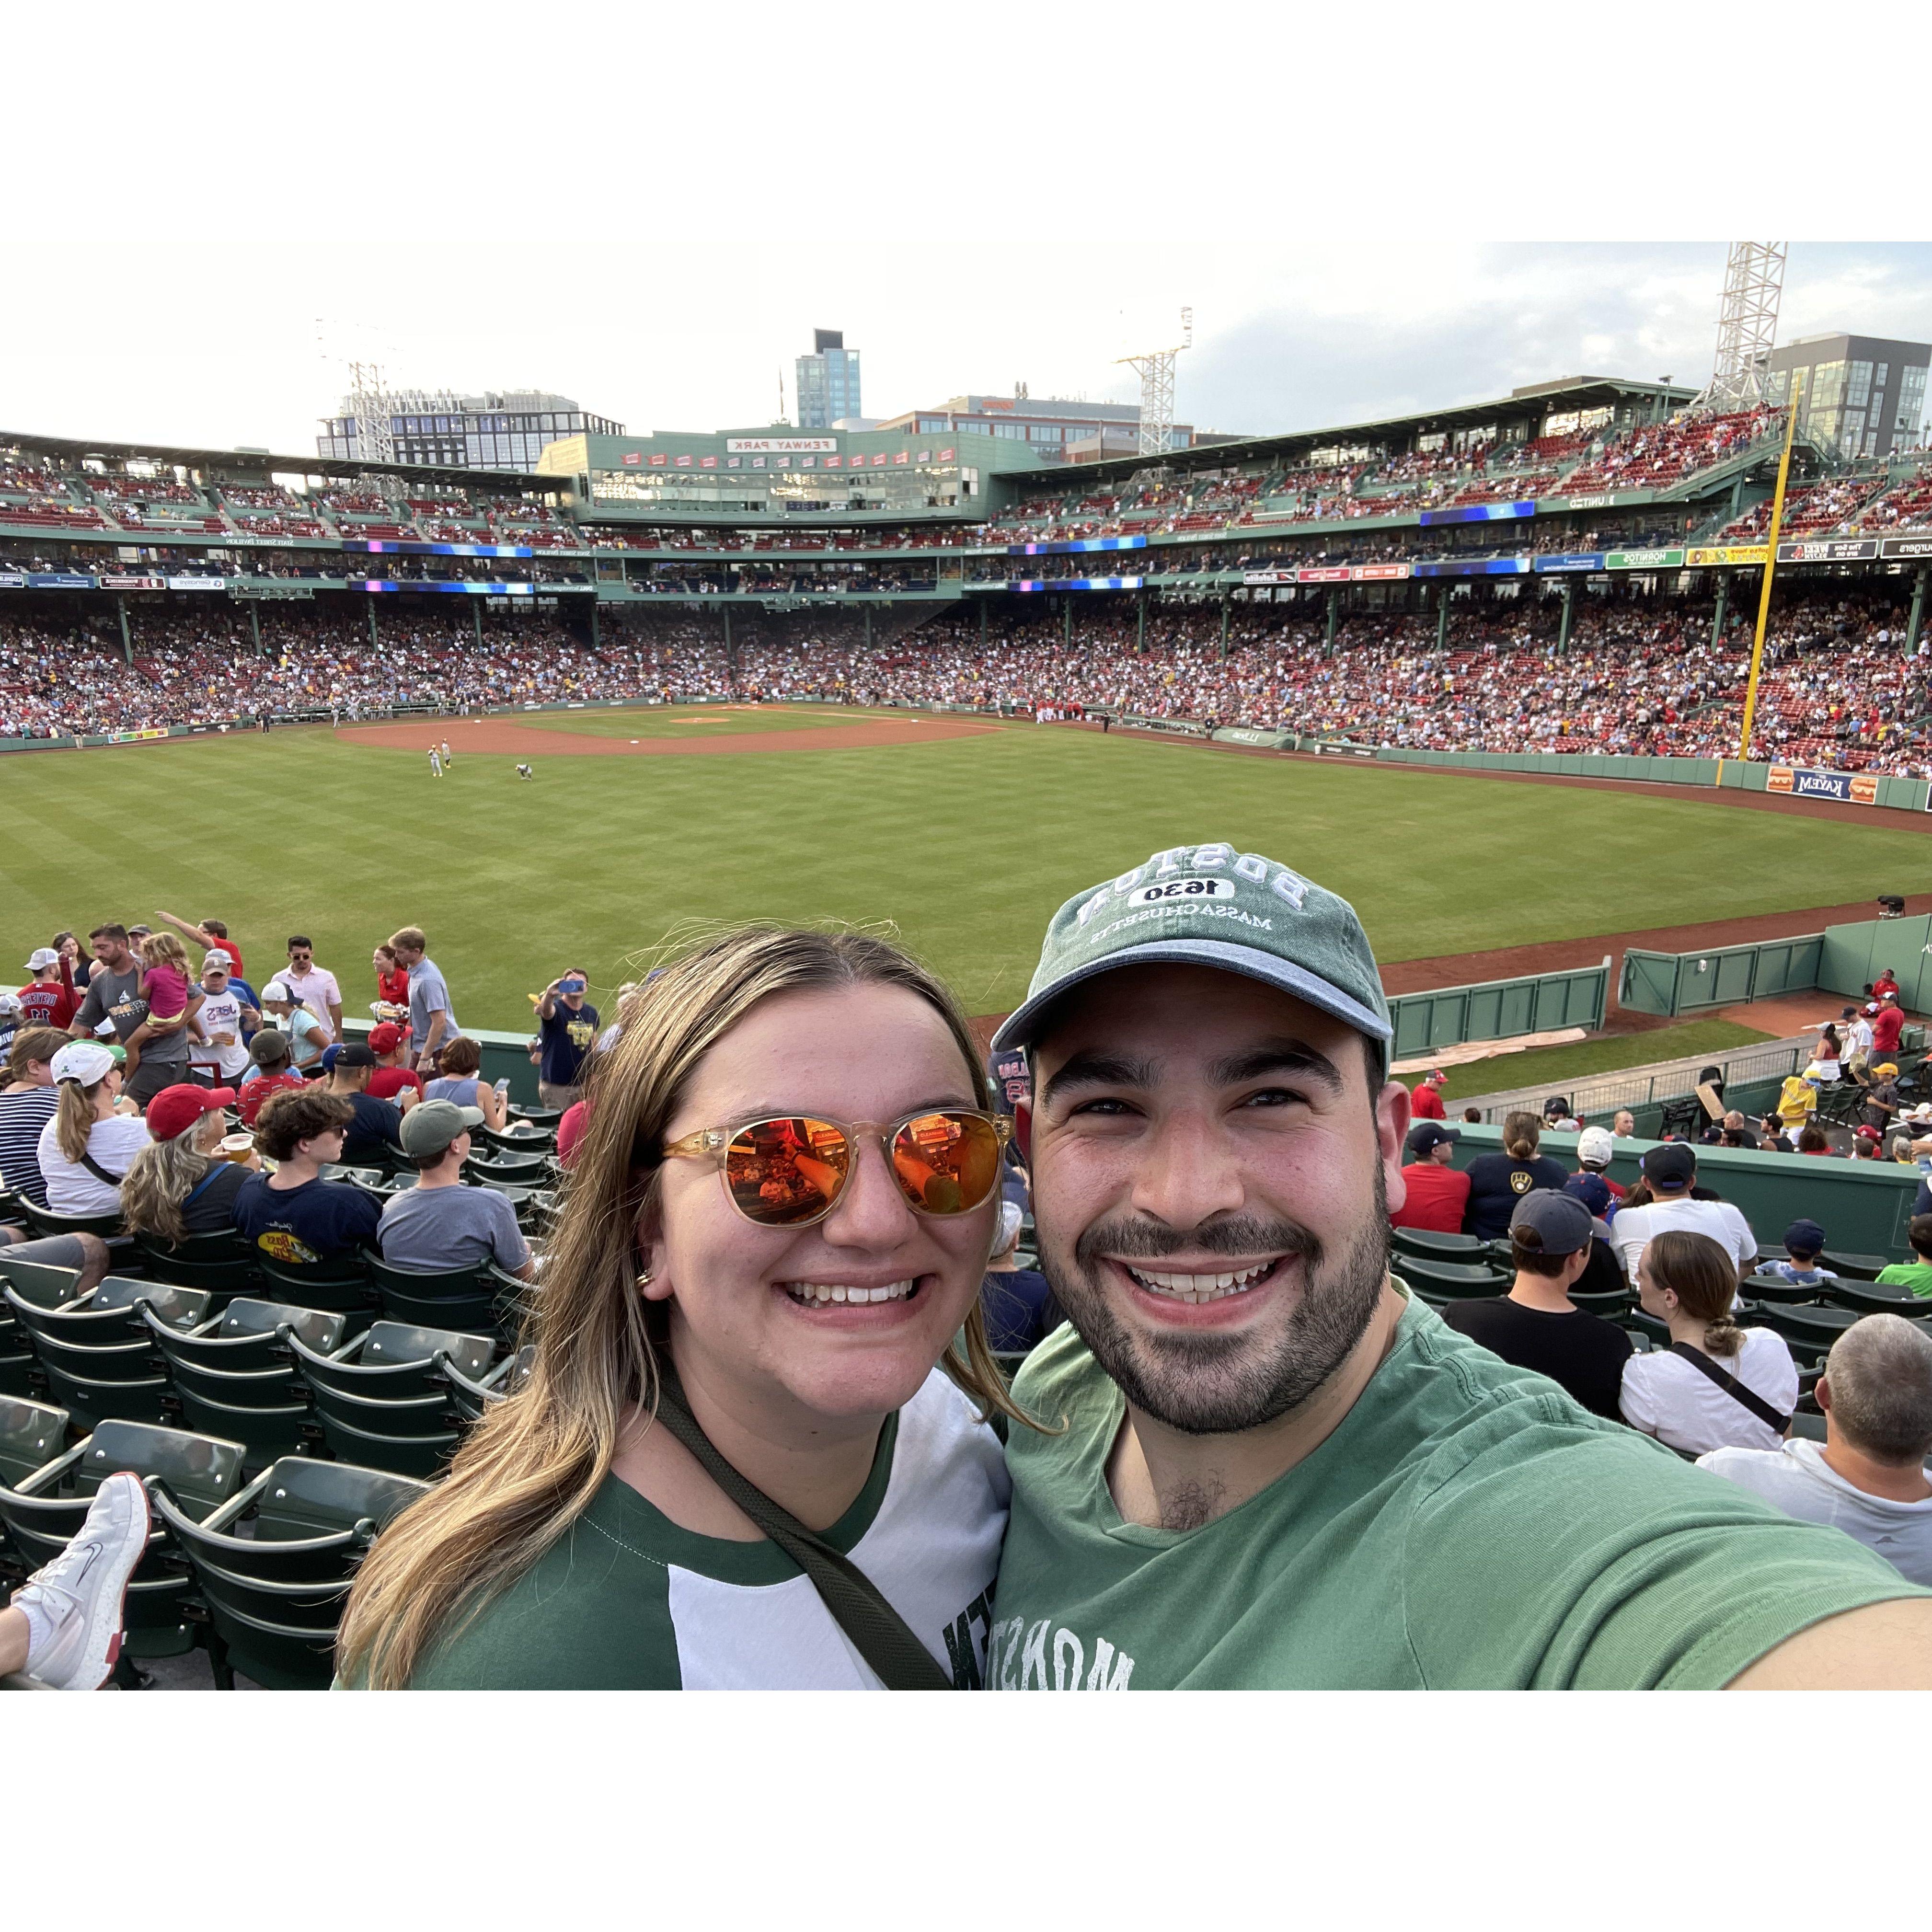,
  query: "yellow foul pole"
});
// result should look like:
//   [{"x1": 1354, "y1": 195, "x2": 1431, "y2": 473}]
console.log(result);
[{"x1": 1736, "y1": 375, "x2": 1804, "y2": 762}]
